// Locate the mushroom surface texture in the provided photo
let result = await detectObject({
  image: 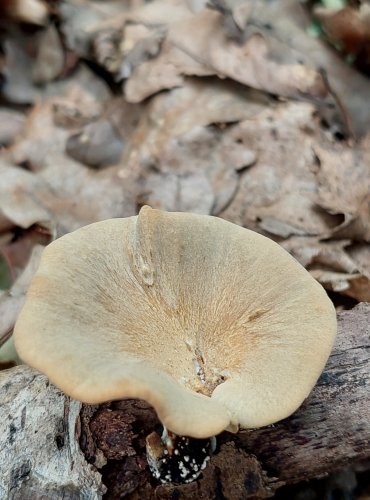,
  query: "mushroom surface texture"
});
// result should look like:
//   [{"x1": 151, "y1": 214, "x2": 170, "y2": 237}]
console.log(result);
[{"x1": 14, "y1": 206, "x2": 337, "y2": 439}]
